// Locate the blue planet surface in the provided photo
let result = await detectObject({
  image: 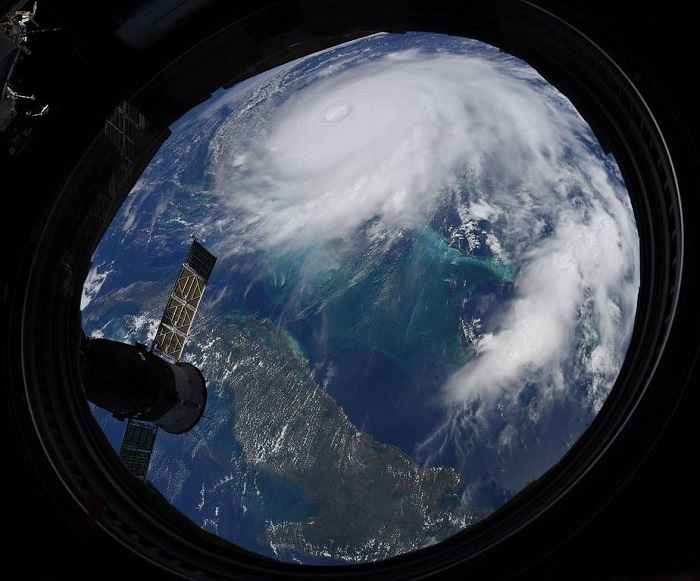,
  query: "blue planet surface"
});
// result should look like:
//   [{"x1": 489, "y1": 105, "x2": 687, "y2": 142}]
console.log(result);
[{"x1": 80, "y1": 31, "x2": 639, "y2": 564}]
